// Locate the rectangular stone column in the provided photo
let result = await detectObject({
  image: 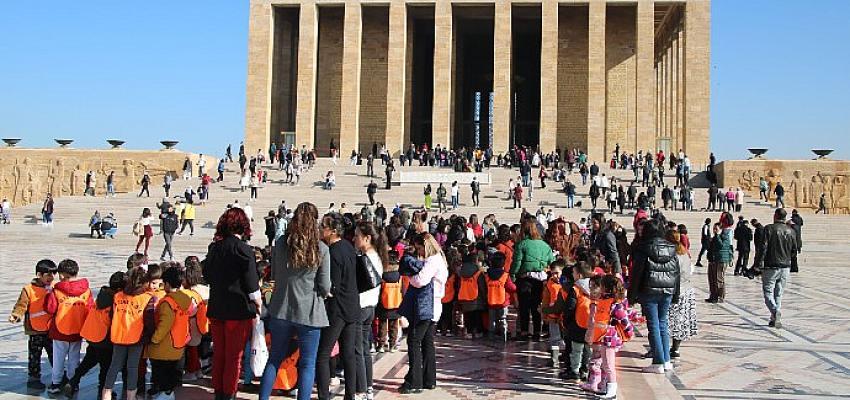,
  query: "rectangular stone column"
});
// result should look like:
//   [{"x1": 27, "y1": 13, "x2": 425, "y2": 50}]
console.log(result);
[
  {"x1": 675, "y1": 27, "x2": 684, "y2": 152},
  {"x1": 685, "y1": 0, "x2": 711, "y2": 165},
  {"x1": 245, "y1": 2, "x2": 273, "y2": 155},
  {"x1": 432, "y1": 0, "x2": 453, "y2": 149},
  {"x1": 492, "y1": 0, "x2": 512, "y2": 152},
  {"x1": 586, "y1": 0, "x2": 606, "y2": 162},
  {"x1": 295, "y1": 1, "x2": 319, "y2": 149},
  {"x1": 636, "y1": 0, "x2": 655, "y2": 153},
  {"x1": 385, "y1": 1, "x2": 407, "y2": 155},
  {"x1": 539, "y1": 0, "x2": 558, "y2": 153},
  {"x1": 339, "y1": 1, "x2": 363, "y2": 154}
]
